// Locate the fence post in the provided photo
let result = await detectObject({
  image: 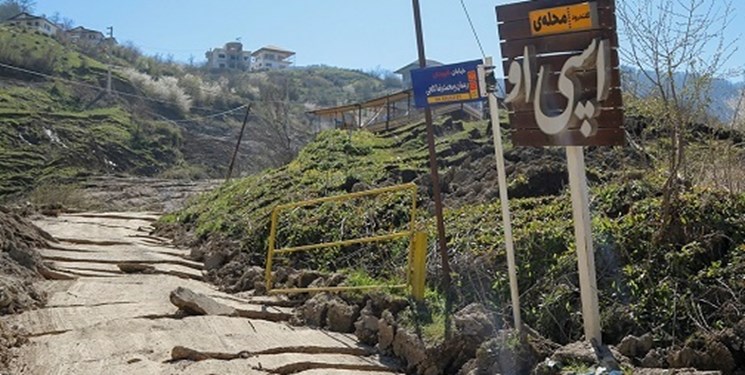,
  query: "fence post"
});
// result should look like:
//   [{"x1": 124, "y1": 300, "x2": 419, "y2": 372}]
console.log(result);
[
  {"x1": 265, "y1": 208, "x2": 280, "y2": 292},
  {"x1": 411, "y1": 231, "x2": 427, "y2": 301}
]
